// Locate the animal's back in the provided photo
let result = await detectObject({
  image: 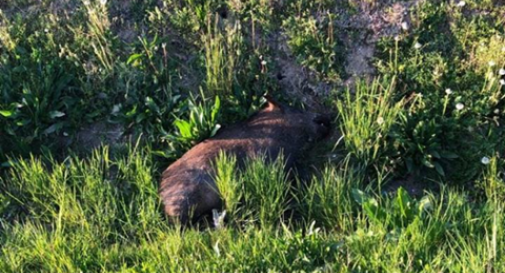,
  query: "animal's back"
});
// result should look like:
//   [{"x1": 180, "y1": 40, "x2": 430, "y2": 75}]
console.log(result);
[
  {"x1": 159, "y1": 96, "x2": 330, "y2": 224},
  {"x1": 159, "y1": 111, "x2": 287, "y2": 223}
]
